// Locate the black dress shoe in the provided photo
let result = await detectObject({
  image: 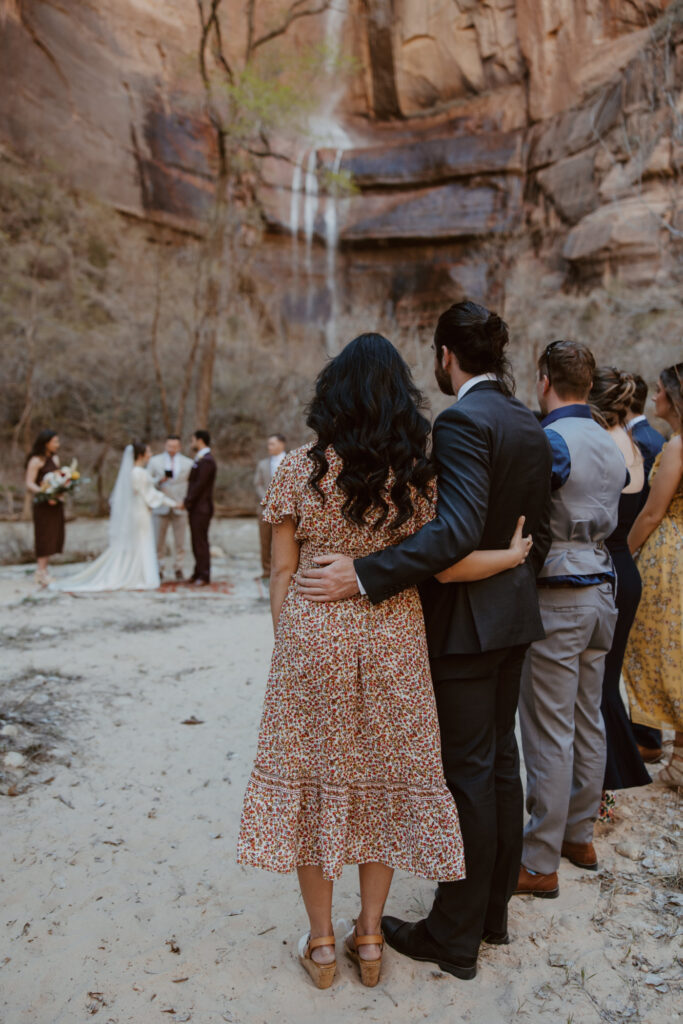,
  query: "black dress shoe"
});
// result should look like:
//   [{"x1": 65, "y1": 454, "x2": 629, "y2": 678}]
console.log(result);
[
  {"x1": 381, "y1": 917, "x2": 477, "y2": 980},
  {"x1": 481, "y1": 930, "x2": 510, "y2": 945}
]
